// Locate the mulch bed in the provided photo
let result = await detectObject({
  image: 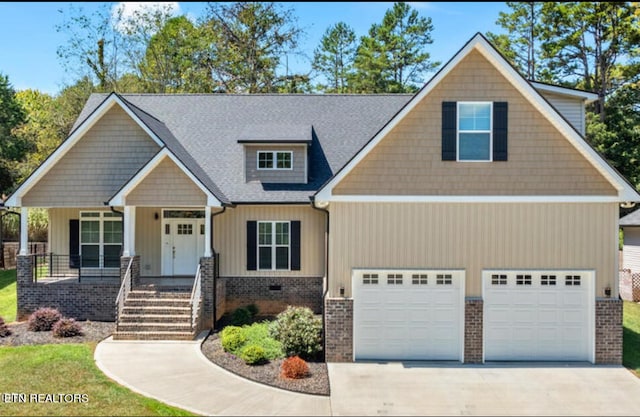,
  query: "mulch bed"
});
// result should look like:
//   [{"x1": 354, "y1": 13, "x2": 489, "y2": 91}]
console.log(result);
[
  {"x1": 200, "y1": 331, "x2": 330, "y2": 397},
  {"x1": 0, "y1": 321, "x2": 115, "y2": 346}
]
